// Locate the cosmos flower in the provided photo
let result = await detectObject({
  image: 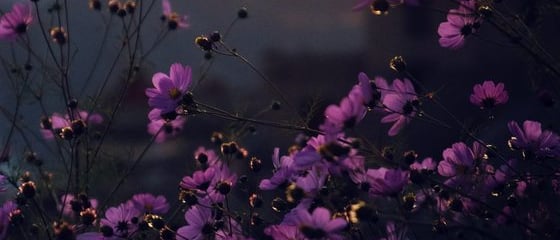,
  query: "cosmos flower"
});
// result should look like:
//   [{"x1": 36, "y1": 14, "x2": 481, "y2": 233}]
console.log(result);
[
  {"x1": 437, "y1": 0, "x2": 481, "y2": 49},
  {"x1": 508, "y1": 120, "x2": 560, "y2": 158},
  {"x1": 162, "y1": 0, "x2": 189, "y2": 30},
  {"x1": 381, "y1": 78, "x2": 418, "y2": 136},
  {"x1": 147, "y1": 109, "x2": 186, "y2": 143},
  {"x1": 58, "y1": 194, "x2": 99, "y2": 218},
  {"x1": 180, "y1": 167, "x2": 217, "y2": 198},
  {"x1": 290, "y1": 207, "x2": 347, "y2": 240},
  {"x1": 0, "y1": 2, "x2": 33, "y2": 41},
  {"x1": 469, "y1": 81, "x2": 509, "y2": 109},
  {"x1": 145, "y1": 63, "x2": 192, "y2": 115},
  {"x1": 0, "y1": 201, "x2": 17, "y2": 239},
  {"x1": 264, "y1": 224, "x2": 305, "y2": 240},
  {"x1": 40, "y1": 110, "x2": 103, "y2": 140},
  {"x1": 130, "y1": 193, "x2": 169, "y2": 215},
  {"x1": 437, "y1": 142, "x2": 475, "y2": 187},
  {"x1": 367, "y1": 167, "x2": 409, "y2": 197},
  {"x1": 176, "y1": 203, "x2": 243, "y2": 240},
  {"x1": 100, "y1": 202, "x2": 141, "y2": 238},
  {"x1": 259, "y1": 148, "x2": 296, "y2": 190}
]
